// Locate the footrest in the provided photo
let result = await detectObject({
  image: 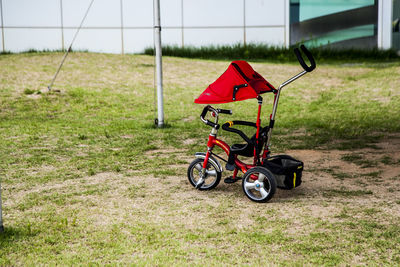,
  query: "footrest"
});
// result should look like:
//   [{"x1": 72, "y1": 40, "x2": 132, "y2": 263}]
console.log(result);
[{"x1": 224, "y1": 176, "x2": 242, "y2": 184}]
